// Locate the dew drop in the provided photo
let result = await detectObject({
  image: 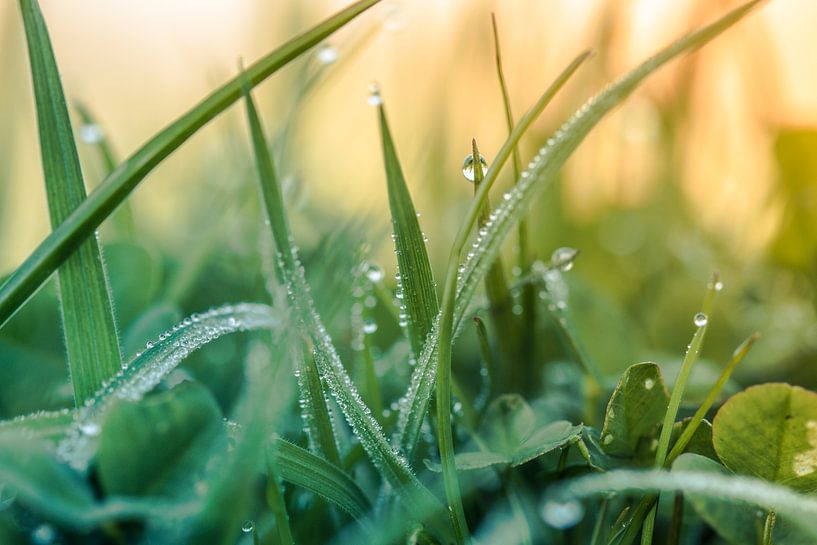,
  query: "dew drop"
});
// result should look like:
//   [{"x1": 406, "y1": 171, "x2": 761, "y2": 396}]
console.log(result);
[
  {"x1": 551, "y1": 247, "x2": 579, "y2": 272},
  {"x1": 79, "y1": 422, "x2": 101, "y2": 437},
  {"x1": 693, "y1": 312, "x2": 708, "y2": 327},
  {"x1": 713, "y1": 280, "x2": 724, "y2": 292},
  {"x1": 367, "y1": 82, "x2": 383, "y2": 106},
  {"x1": 461, "y1": 153, "x2": 489, "y2": 182},
  {"x1": 364, "y1": 262, "x2": 384, "y2": 283},
  {"x1": 541, "y1": 500, "x2": 585, "y2": 529},
  {"x1": 644, "y1": 378, "x2": 655, "y2": 390},
  {"x1": 79, "y1": 123, "x2": 103, "y2": 144},
  {"x1": 316, "y1": 43, "x2": 338, "y2": 64},
  {"x1": 31, "y1": 524, "x2": 56, "y2": 545},
  {"x1": 241, "y1": 520, "x2": 255, "y2": 533},
  {"x1": 362, "y1": 319, "x2": 378, "y2": 335}
]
